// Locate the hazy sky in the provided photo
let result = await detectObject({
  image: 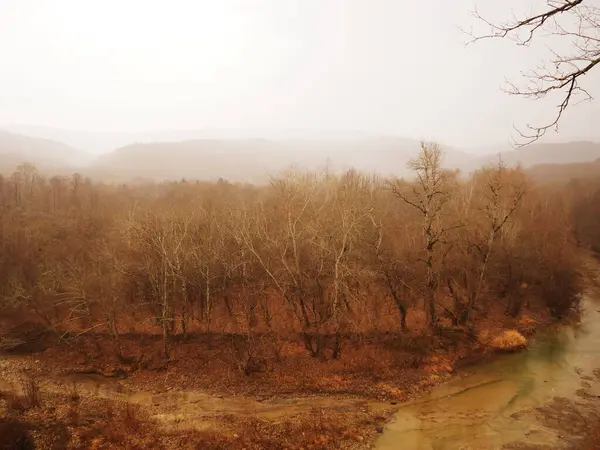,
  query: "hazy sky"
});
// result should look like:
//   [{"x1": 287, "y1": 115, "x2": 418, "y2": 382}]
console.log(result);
[{"x1": 1, "y1": 0, "x2": 599, "y2": 148}]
